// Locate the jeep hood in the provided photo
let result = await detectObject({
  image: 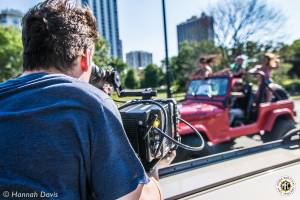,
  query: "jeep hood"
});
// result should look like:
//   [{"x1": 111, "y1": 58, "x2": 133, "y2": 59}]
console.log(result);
[{"x1": 179, "y1": 100, "x2": 223, "y2": 120}]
